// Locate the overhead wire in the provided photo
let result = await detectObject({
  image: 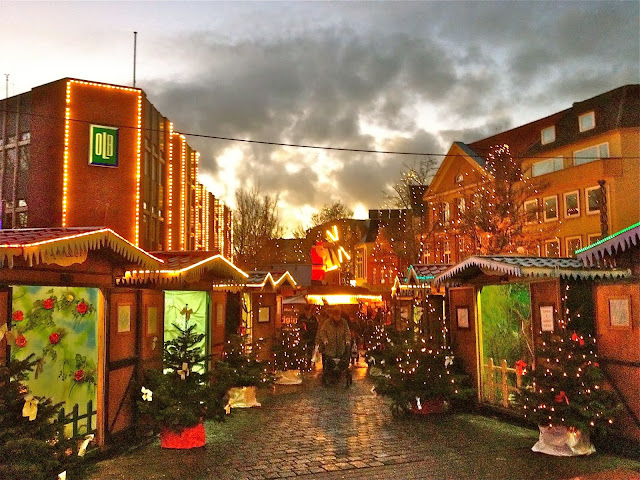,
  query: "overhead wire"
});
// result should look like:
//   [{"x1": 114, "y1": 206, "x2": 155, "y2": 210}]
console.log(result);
[{"x1": 1, "y1": 107, "x2": 637, "y2": 161}]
